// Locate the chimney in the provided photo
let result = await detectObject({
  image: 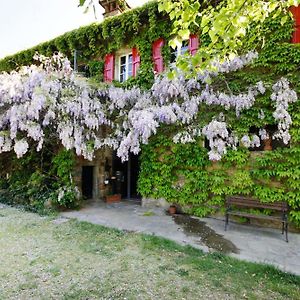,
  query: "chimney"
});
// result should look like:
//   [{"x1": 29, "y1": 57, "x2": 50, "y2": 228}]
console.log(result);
[{"x1": 99, "y1": 0, "x2": 131, "y2": 18}]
